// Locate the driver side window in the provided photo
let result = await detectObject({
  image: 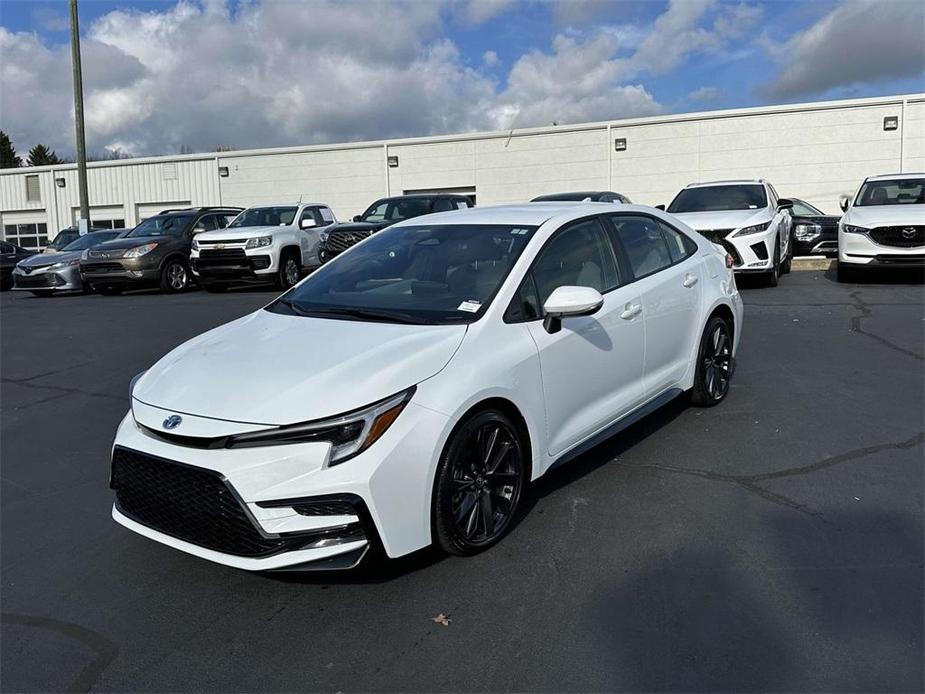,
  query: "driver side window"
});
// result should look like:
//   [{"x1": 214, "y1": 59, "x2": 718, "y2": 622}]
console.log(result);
[{"x1": 531, "y1": 218, "x2": 619, "y2": 306}]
